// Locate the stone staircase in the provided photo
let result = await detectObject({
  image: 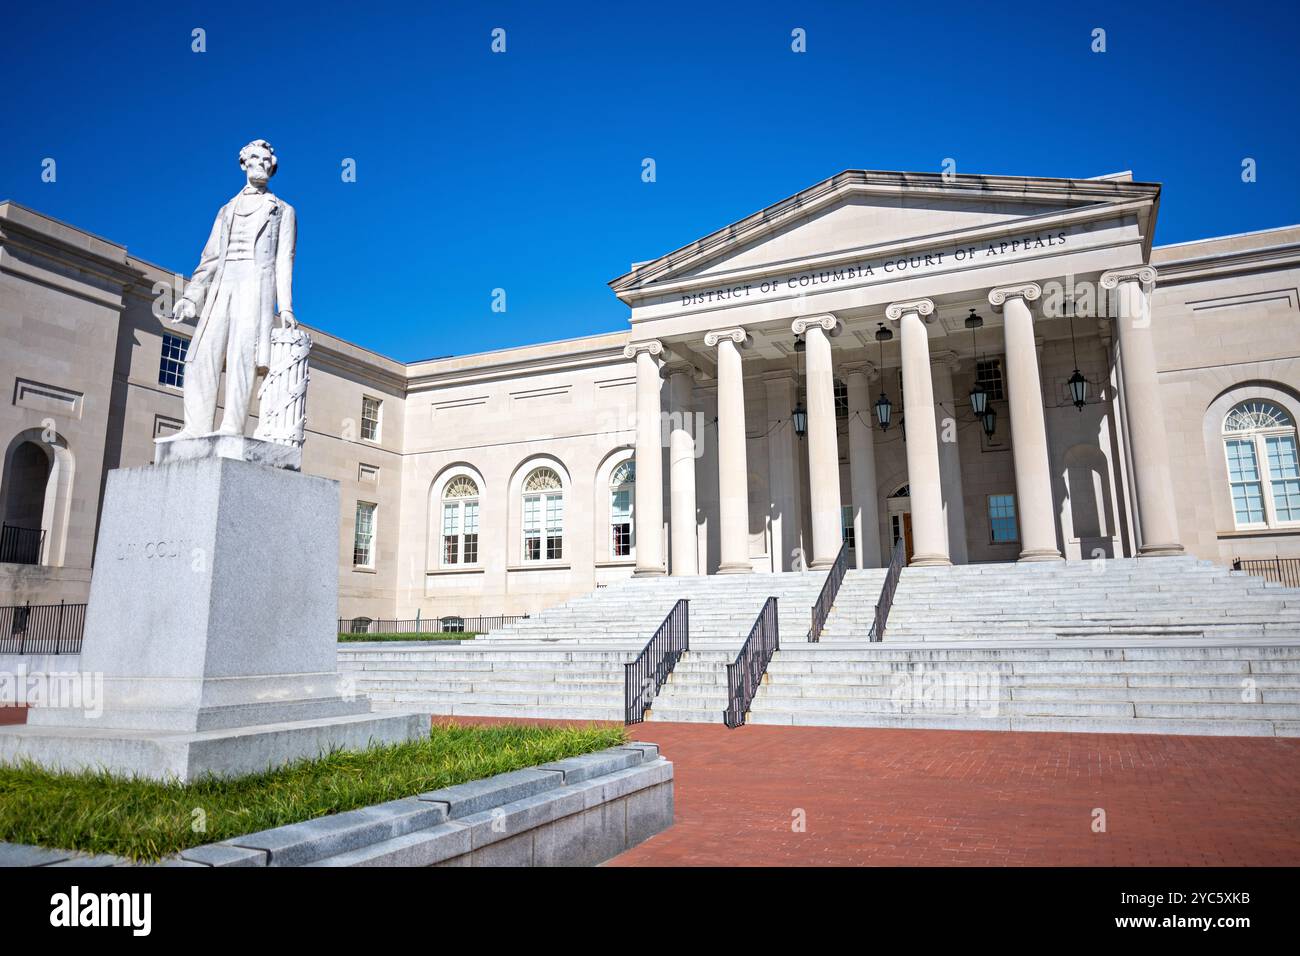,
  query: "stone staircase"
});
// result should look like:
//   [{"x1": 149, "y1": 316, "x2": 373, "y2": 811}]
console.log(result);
[
  {"x1": 821, "y1": 557, "x2": 1300, "y2": 642},
  {"x1": 477, "y1": 572, "x2": 828, "y2": 646},
  {"x1": 336, "y1": 557, "x2": 1300, "y2": 735}
]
